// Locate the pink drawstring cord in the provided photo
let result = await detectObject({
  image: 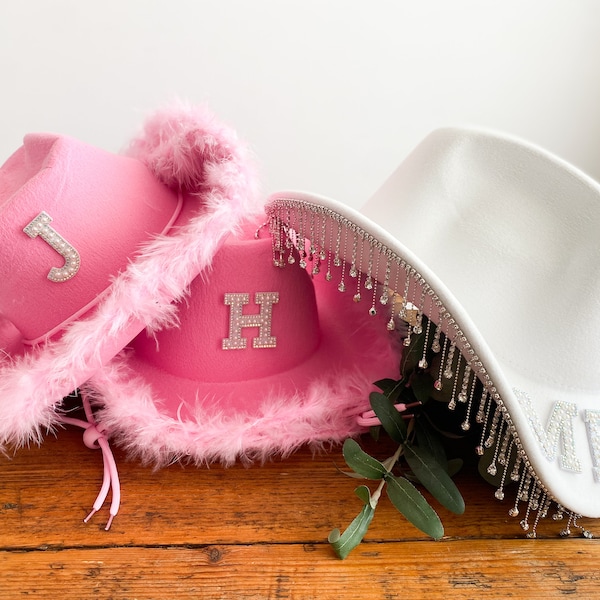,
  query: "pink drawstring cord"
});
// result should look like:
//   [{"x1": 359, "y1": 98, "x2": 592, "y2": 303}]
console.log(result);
[
  {"x1": 59, "y1": 393, "x2": 120, "y2": 530},
  {"x1": 356, "y1": 401, "x2": 421, "y2": 428}
]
